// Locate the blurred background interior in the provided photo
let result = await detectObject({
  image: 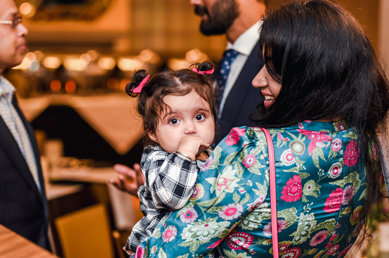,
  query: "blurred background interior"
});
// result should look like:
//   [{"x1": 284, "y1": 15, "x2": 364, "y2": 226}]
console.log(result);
[{"x1": 5, "y1": 0, "x2": 389, "y2": 257}]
